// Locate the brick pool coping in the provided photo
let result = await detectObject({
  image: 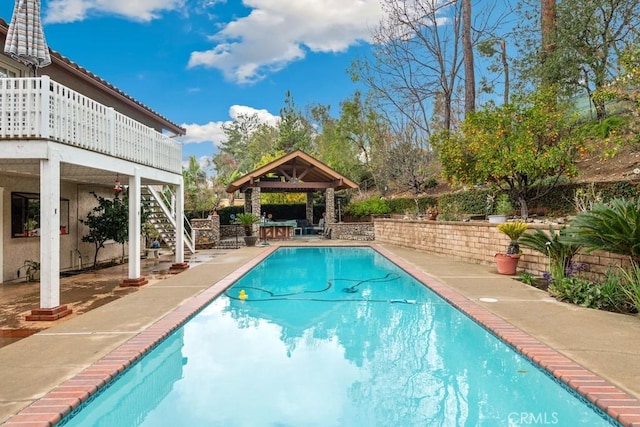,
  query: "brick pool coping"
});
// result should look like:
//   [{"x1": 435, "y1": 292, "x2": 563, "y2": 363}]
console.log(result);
[{"x1": 4, "y1": 244, "x2": 640, "y2": 426}]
